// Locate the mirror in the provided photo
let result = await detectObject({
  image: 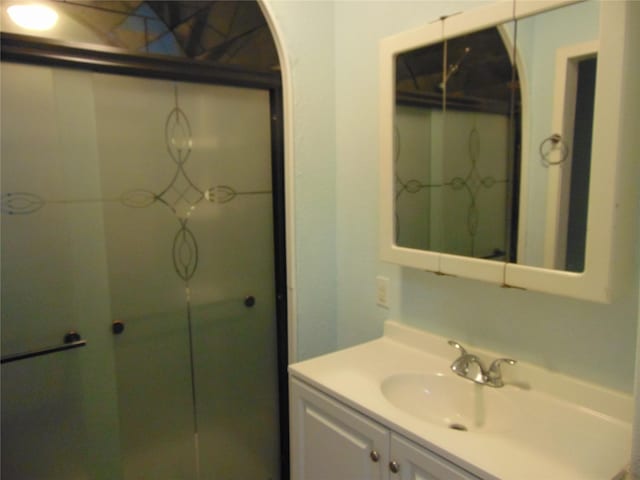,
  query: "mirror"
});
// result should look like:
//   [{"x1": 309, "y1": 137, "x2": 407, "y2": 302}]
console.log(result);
[
  {"x1": 514, "y1": 1, "x2": 599, "y2": 272},
  {"x1": 394, "y1": 22, "x2": 518, "y2": 263},
  {"x1": 380, "y1": 0, "x2": 629, "y2": 301},
  {"x1": 393, "y1": 1, "x2": 599, "y2": 272}
]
